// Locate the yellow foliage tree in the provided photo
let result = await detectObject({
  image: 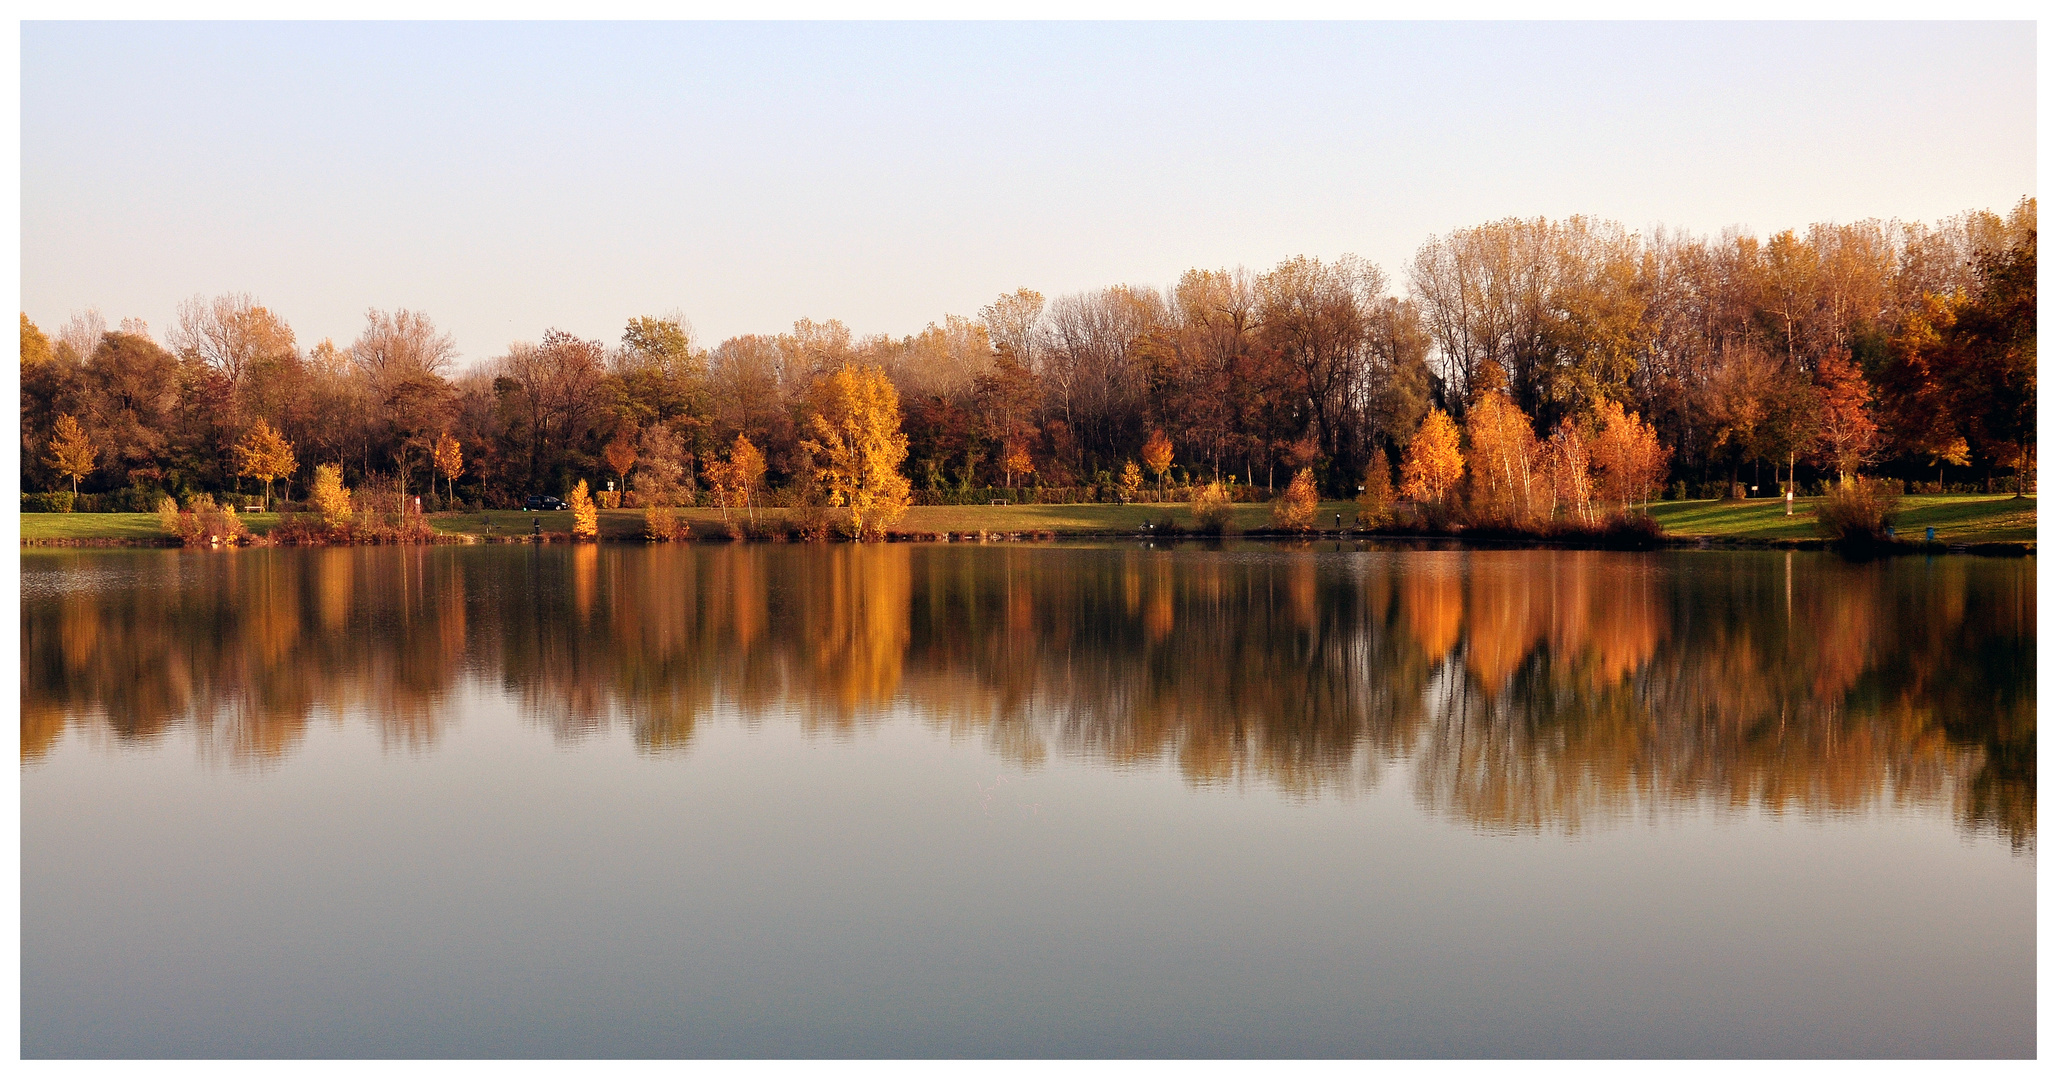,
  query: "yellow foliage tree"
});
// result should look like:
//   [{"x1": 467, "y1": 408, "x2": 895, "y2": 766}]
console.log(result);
[
  {"x1": 233, "y1": 419, "x2": 298, "y2": 509},
  {"x1": 1189, "y1": 480, "x2": 1235, "y2": 533},
  {"x1": 729, "y1": 435, "x2": 766, "y2": 522},
  {"x1": 569, "y1": 479, "x2": 598, "y2": 539},
  {"x1": 1399, "y1": 408, "x2": 1464, "y2": 507},
  {"x1": 309, "y1": 464, "x2": 352, "y2": 529},
  {"x1": 1546, "y1": 419, "x2": 1598, "y2": 525},
  {"x1": 1117, "y1": 460, "x2": 1143, "y2": 502},
  {"x1": 1000, "y1": 440, "x2": 1034, "y2": 488},
  {"x1": 1272, "y1": 466, "x2": 1318, "y2": 531},
  {"x1": 1464, "y1": 389, "x2": 1543, "y2": 527},
  {"x1": 1357, "y1": 447, "x2": 1392, "y2": 528},
  {"x1": 432, "y1": 432, "x2": 464, "y2": 505},
  {"x1": 801, "y1": 363, "x2": 912, "y2": 541},
  {"x1": 1590, "y1": 398, "x2": 1671, "y2": 512},
  {"x1": 44, "y1": 412, "x2": 96, "y2": 498},
  {"x1": 1141, "y1": 429, "x2": 1174, "y2": 499}
]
